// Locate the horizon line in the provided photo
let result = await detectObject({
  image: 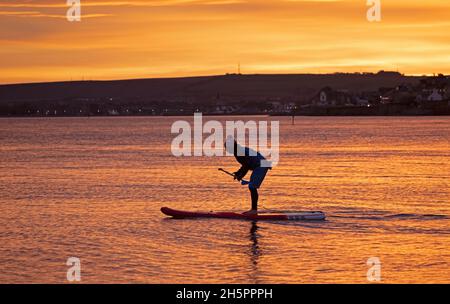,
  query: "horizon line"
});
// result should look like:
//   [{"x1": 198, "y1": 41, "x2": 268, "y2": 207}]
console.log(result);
[{"x1": 1, "y1": 71, "x2": 448, "y2": 86}]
